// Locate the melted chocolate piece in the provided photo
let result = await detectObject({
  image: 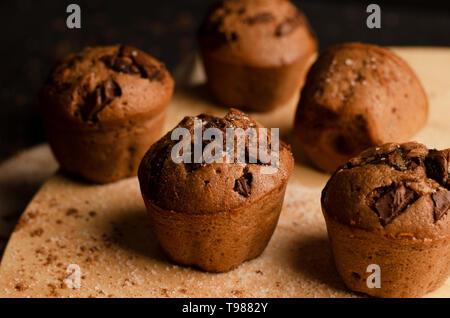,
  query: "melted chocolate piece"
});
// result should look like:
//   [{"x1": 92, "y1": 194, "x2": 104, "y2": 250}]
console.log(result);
[
  {"x1": 234, "y1": 170, "x2": 253, "y2": 197},
  {"x1": 179, "y1": 113, "x2": 274, "y2": 170},
  {"x1": 101, "y1": 55, "x2": 139, "y2": 75},
  {"x1": 101, "y1": 45, "x2": 165, "y2": 82},
  {"x1": 79, "y1": 79, "x2": 121, "y2": 122},
  {"x1": 426, "y1": 150, "x2": 449, "y2": 186},
  {"x1": 431, "y1": 189, "x2": 450, "y2": 221},
  {"x1": 343, "y1": 147, "x2": 426, "y2": 172},
  {"x1": 386, "y1": 150, "x2": 408, "y2": 171},
  {"x1": 374, "y1": 185, "x2": 416, "y2": 226}
]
